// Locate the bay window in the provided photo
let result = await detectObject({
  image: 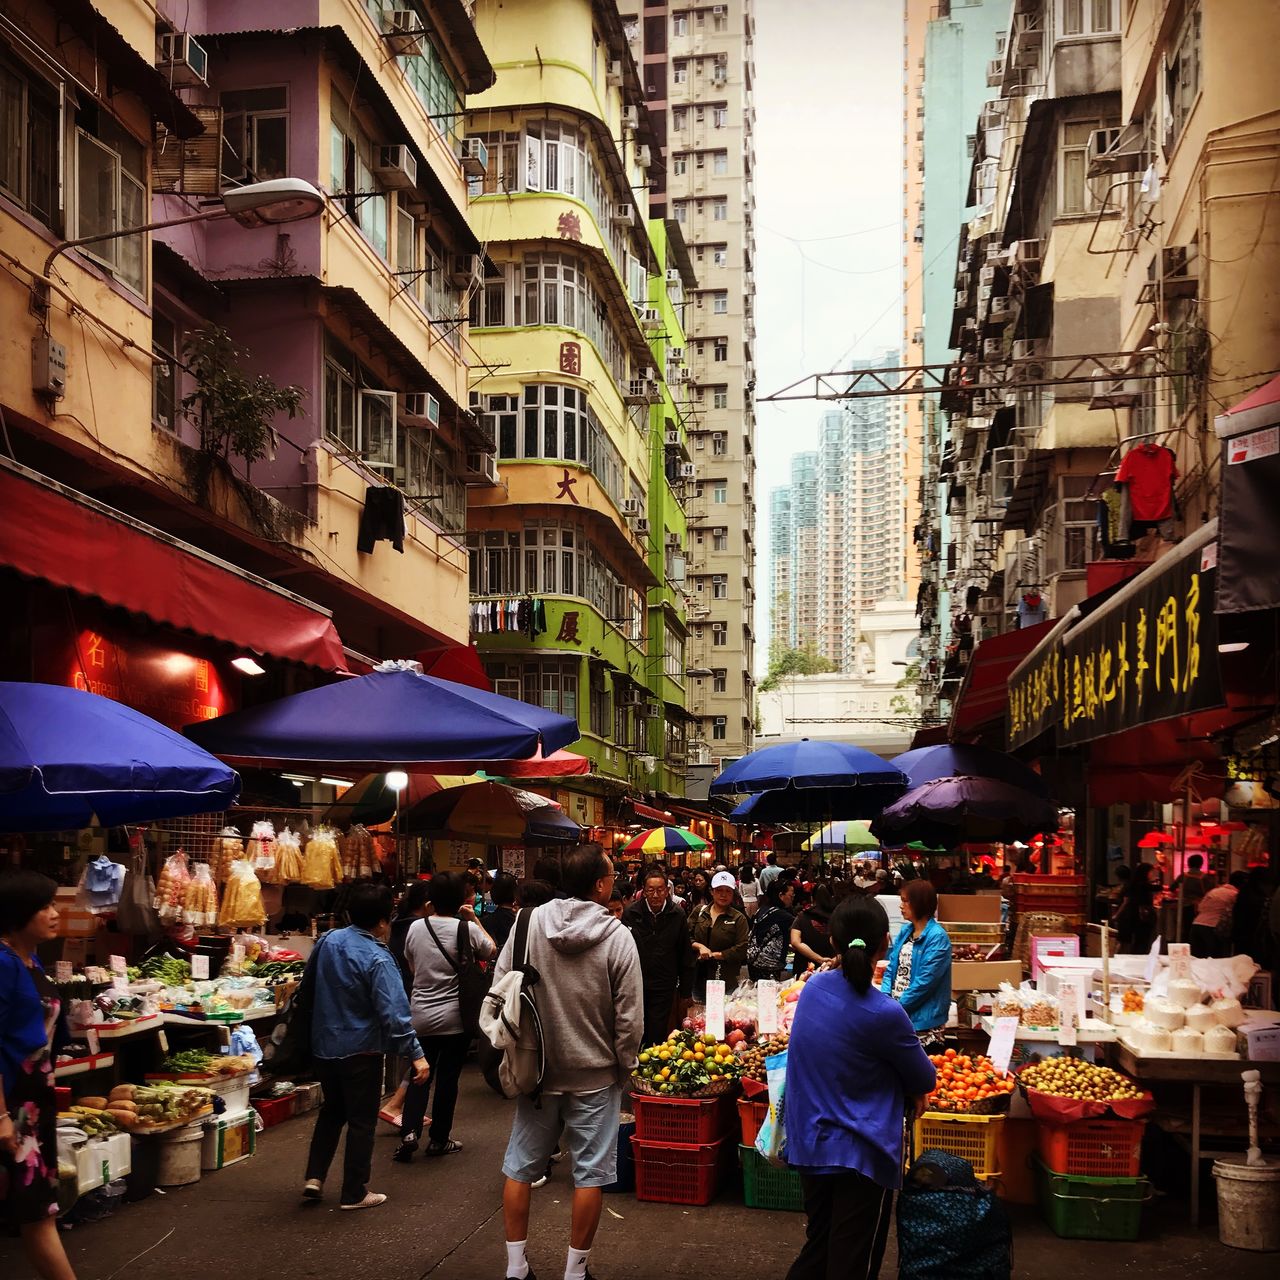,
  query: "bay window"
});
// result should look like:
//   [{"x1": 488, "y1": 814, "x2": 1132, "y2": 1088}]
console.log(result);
[
  {"x1": 76, "y1": 114, "x2": 145, "y2": 293},
  {"x1": 330, "y1": 112, "x2": 388, "y2": 260},
  {"x1": 220, "y1": 87, "x2": 289, "y2": 184}
]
